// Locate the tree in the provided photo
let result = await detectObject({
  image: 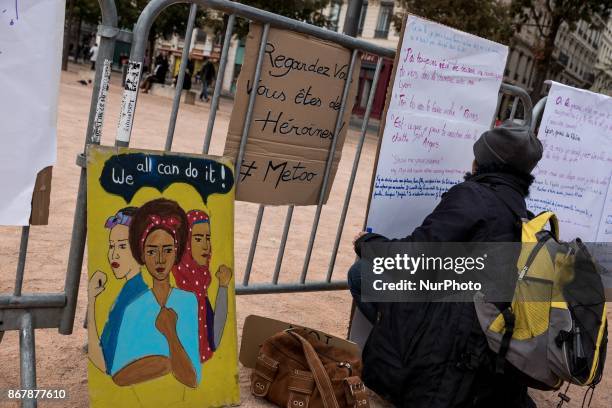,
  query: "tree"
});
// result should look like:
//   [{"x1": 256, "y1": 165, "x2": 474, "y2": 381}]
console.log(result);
[
  {"x1": 199, "y1": 0, "x2": 333, "y2": 78},
  {"x1": 230, "y1": 0, "x2": 333, "y2": 38},
  {"x1": 392, "y1": 0, "x2": 515, "y2": 44},
  {"x1": 62, "y1": 0, "x2": 101, "y2": 70},
  {"x1": 510, "y1": 0, "x2": 612, "y2": 101}
]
